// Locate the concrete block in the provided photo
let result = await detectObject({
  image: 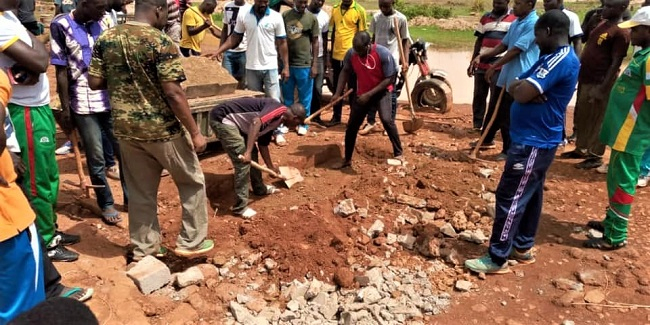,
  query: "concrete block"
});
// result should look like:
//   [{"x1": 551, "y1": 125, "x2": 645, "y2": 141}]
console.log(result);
[{"x1": 126, "y1": 255, "x2": 171, "y2": 295}]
